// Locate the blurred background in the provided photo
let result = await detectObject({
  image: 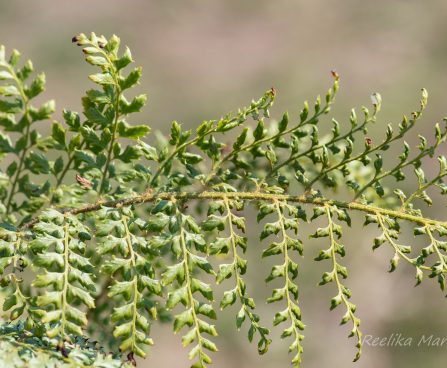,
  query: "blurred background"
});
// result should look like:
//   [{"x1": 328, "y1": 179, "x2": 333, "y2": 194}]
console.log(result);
[{"x1": 2, "y1": 1, "x2": 447, "y2": 367}]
